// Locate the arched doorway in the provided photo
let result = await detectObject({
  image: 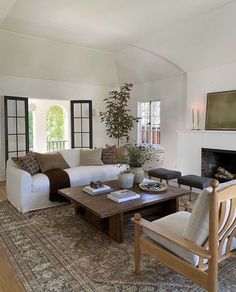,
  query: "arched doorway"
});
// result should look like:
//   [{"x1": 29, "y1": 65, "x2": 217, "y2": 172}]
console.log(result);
[{"x1": 46, "y1": 105, "x2": 67, "y2": 151}]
